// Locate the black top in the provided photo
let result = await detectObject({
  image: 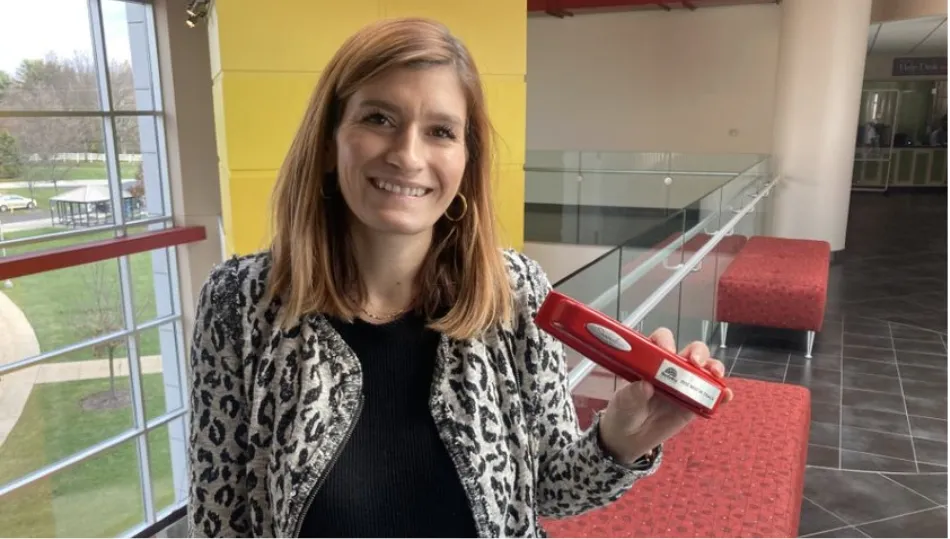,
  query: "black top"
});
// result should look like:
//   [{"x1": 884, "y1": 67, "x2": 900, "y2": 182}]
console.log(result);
[{"x1": 298, "y1": 312, "x2": 478, "y2": 538}]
